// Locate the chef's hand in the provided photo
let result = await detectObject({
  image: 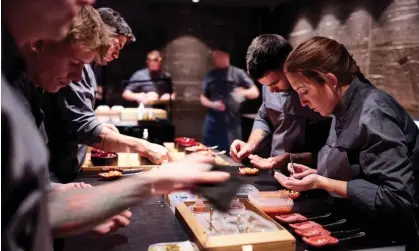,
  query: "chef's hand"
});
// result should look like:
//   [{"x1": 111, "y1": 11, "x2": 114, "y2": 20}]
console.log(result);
[
  {"x1": 160, "y1": 93, "x2": 171, "y2": 100},
  {"x1": 230, "y1": 140, "x2": 253, "y2": 162},
  {"x1": 248, "y1": 153, "x2": 289, "y2": 170},
  {"x1": 135, "y1": 92, "x2": 148, "y2": 104},
  {"x1": 233, "y1": 87, "x2": 248, "y2": 97},
  {"x1": 93, "y1": 210, "x2": 132, "y2": 235},
  {"x1": 288, "y1": 163, "x2": 317, "y2": 179},
  {"x1": 144, "y1": 142, "x2": 173, "y2": 164},
  {"x1": 211, "y1": 100, "x2": 226, "y2": 112},
  {"x1": 103, "y1": 123, "x2": 119, "y2": 133},
  {"x1": 96, "y1": 86, "x2": 103, "y2": 100},
  {"x1": 146, "y1": 92, "x2": 159, "y2": 102},
  {"x1": 144, "y1": 154, "x2": 230, "y2": 195},
  {"x1": 51, "y1": 183, "x2": 132, "y2": 235},
  {"x1": 274, "y1": 171, "x2": 319, "y2": 192}
]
